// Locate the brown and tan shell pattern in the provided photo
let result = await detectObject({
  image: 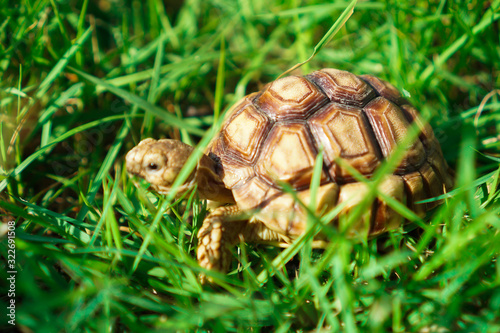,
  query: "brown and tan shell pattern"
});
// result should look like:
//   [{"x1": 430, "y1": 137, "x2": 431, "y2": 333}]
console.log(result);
[{"x1": 208, "y1": 68, "x2": 453, "y2": 238}]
